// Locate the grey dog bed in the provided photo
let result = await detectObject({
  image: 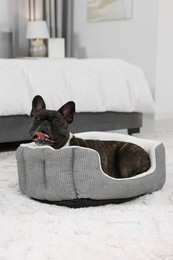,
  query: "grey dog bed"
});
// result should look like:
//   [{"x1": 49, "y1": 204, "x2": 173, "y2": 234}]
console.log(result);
[{"x1": 16, "y1": 132, "x2": 166, "y2": 207}]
